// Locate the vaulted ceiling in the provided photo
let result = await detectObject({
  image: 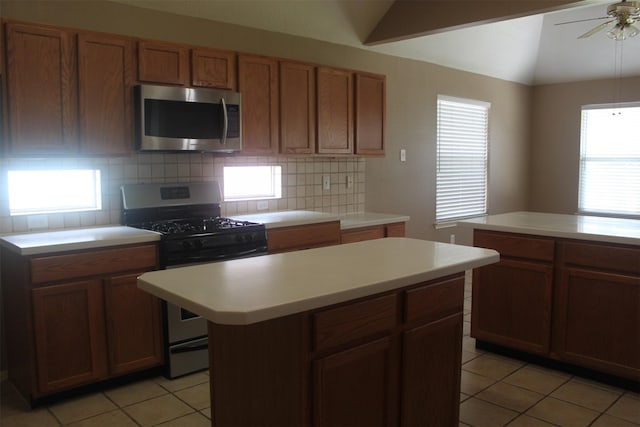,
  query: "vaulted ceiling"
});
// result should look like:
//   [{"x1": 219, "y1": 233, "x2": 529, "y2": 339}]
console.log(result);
[{"x1": 111, "y1": 0, "x2": 640, "y2": 85}]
